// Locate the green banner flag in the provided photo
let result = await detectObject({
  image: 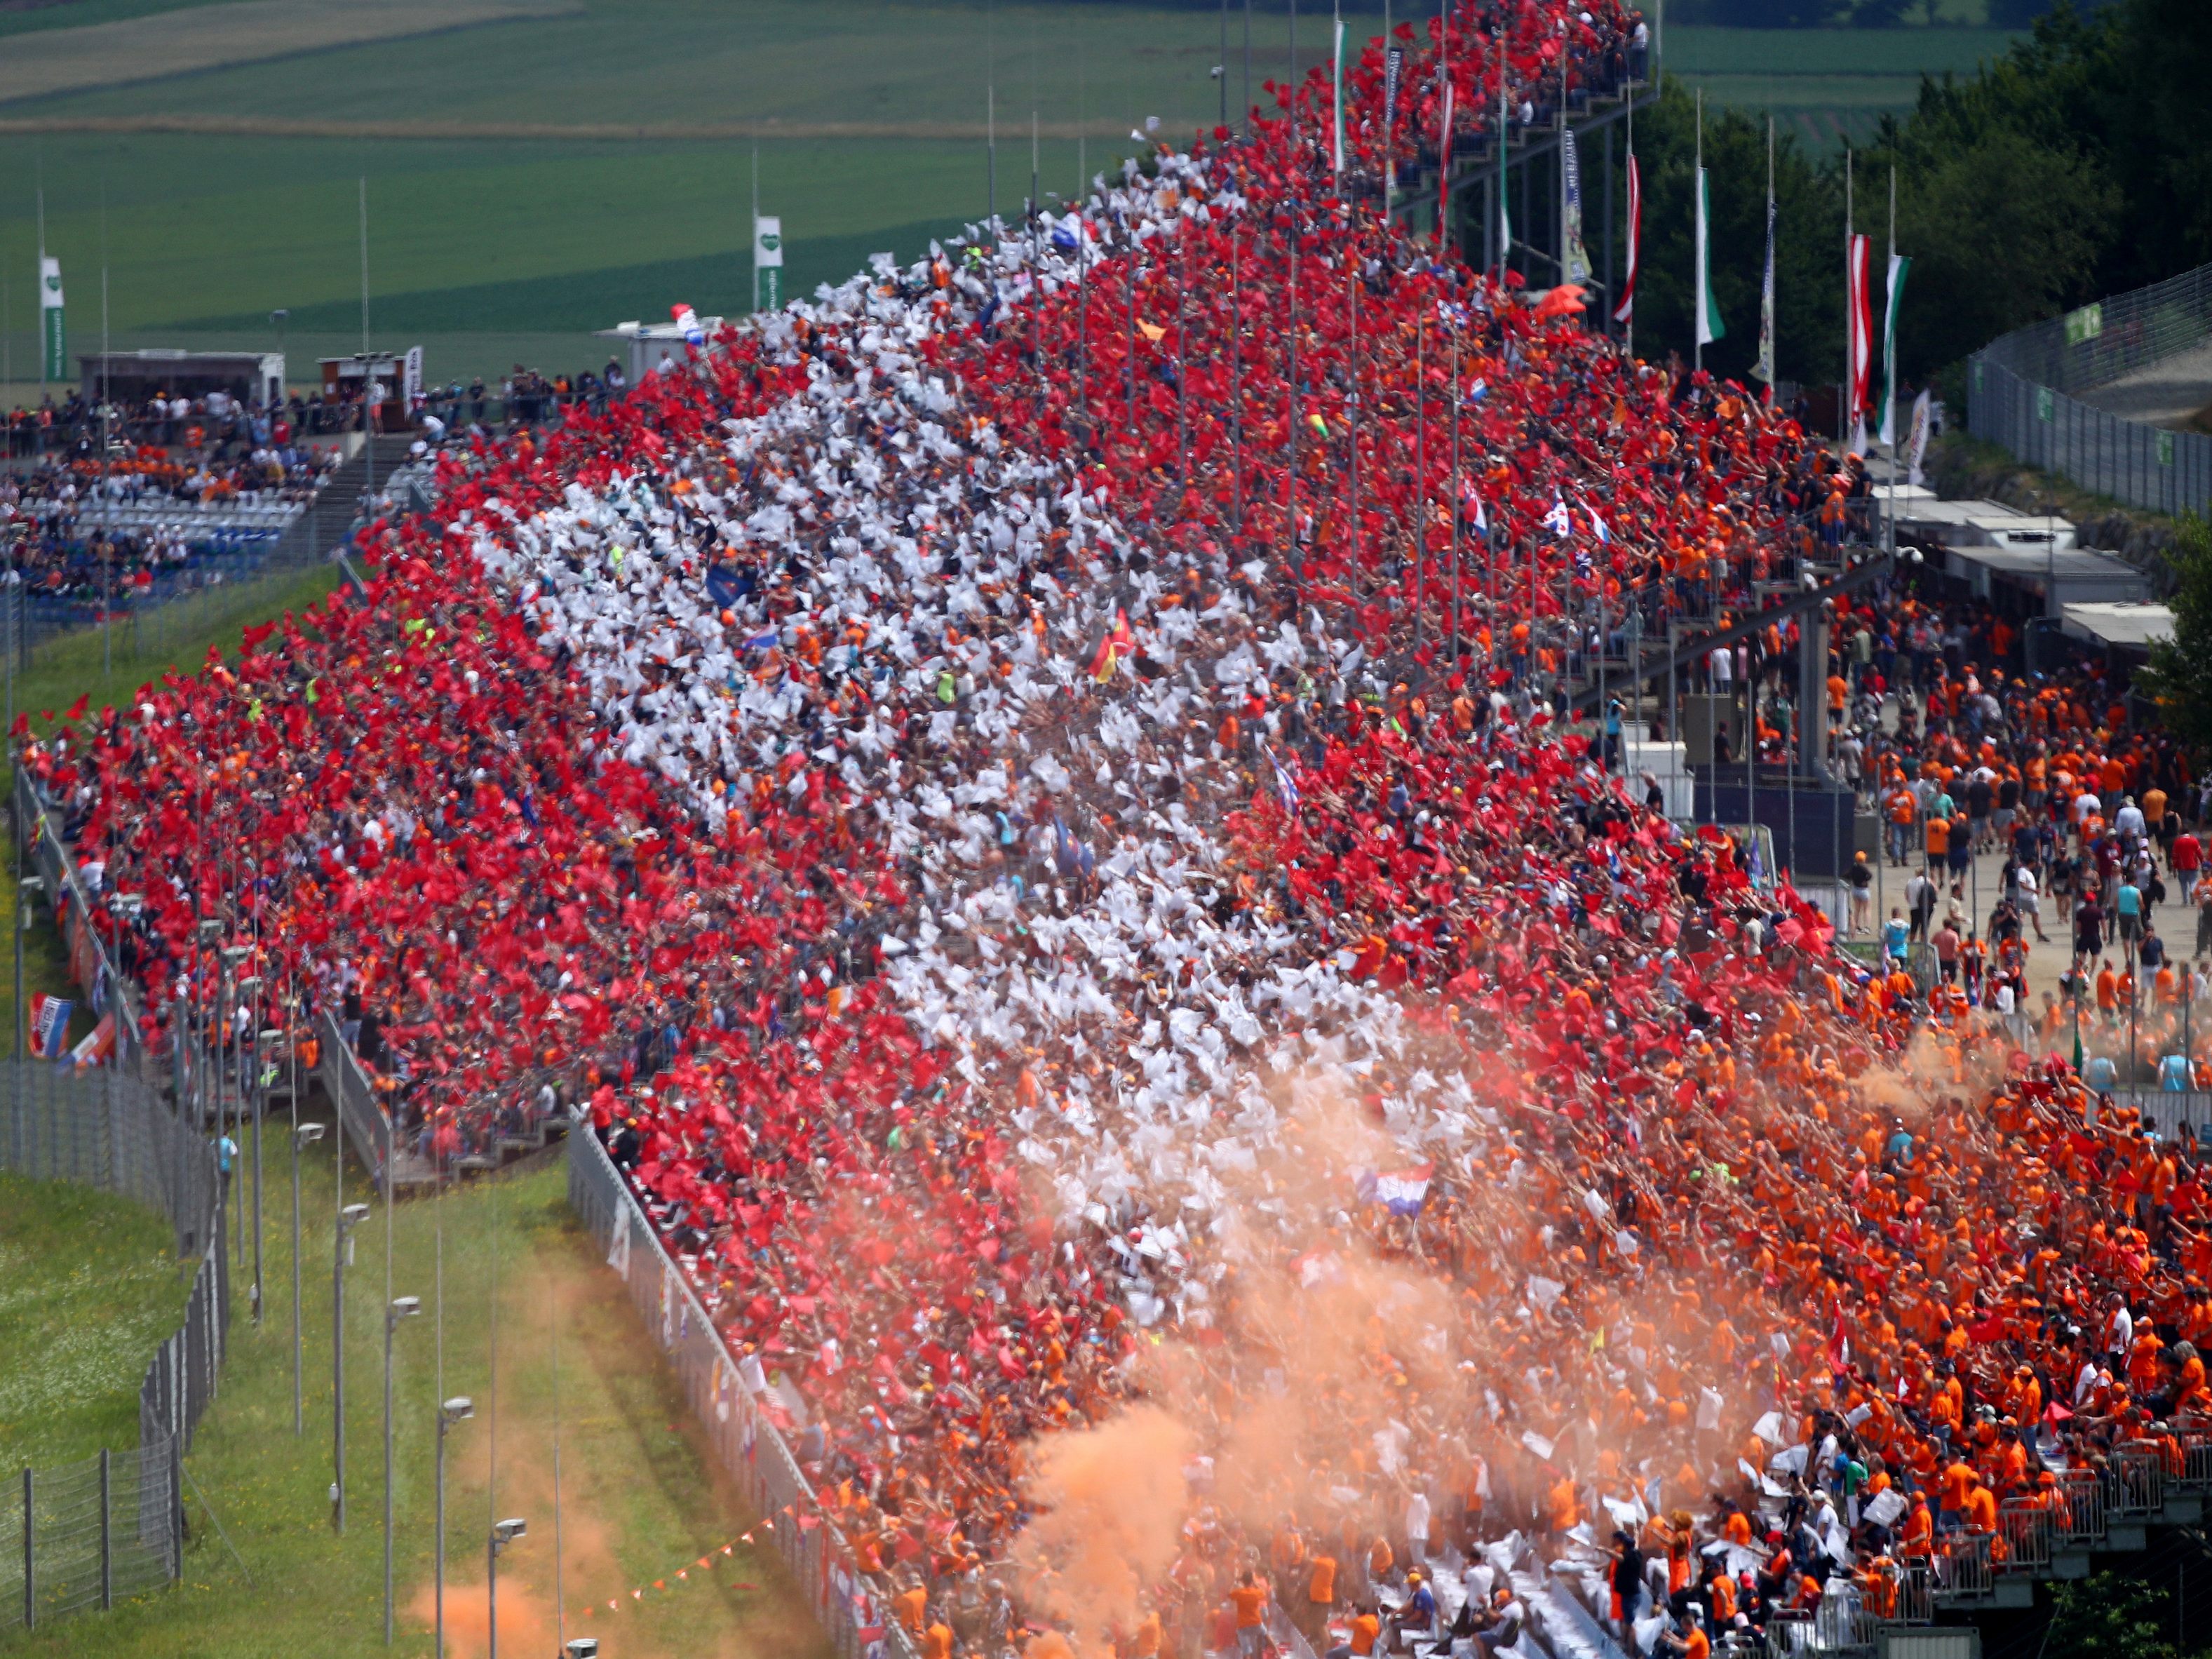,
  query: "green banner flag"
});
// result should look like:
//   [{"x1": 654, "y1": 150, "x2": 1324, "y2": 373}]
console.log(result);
[
  {"x1": 39, "y1": 256, "x2": 64, "y2": 382},
  {"x1": 1694, "y1": 170, "x2": 1724, "y2": 346},
  {"x1": 1878, "y1": 253, "x2": 1910, "y2": 448}
]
